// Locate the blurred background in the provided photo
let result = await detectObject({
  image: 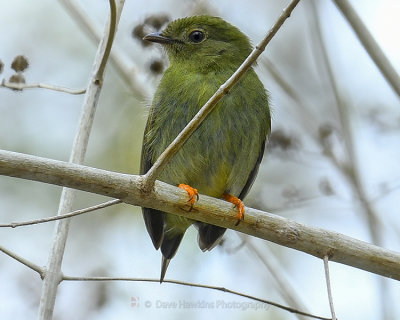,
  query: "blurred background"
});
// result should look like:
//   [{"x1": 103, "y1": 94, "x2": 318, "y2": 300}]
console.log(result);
[{"x1": 1, "y1": 0, "x2": 399, "y2": 319}]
